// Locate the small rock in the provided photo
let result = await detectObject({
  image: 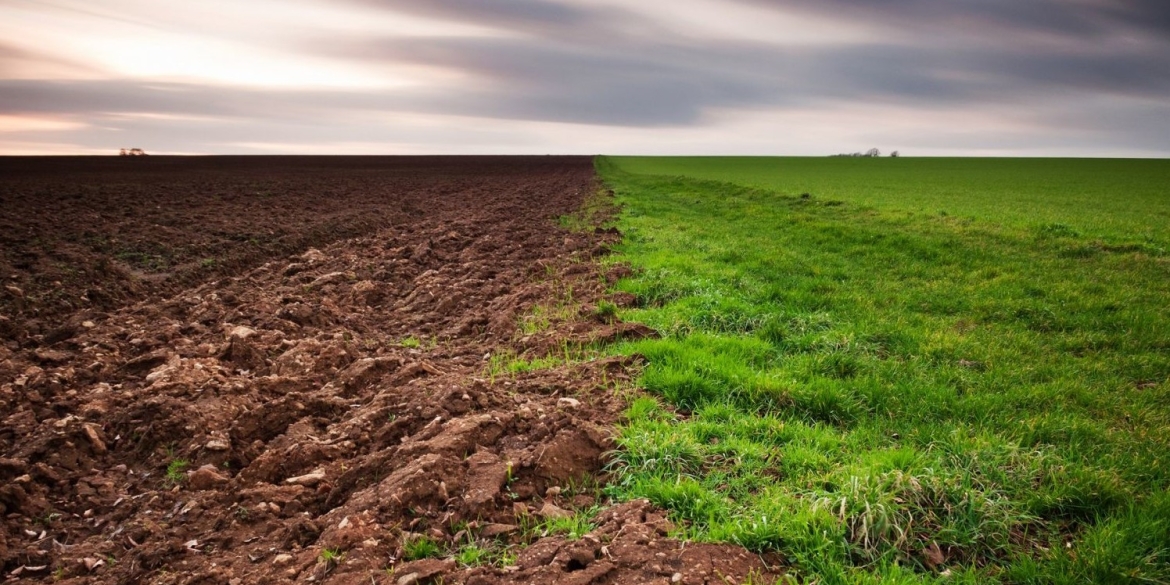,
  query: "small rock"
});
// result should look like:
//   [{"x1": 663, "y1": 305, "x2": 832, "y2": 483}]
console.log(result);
[
  {"x1": 672, "y1": 573, "x2": 683, "y2": 583},
  {"x1": 188, "y1": 465, "x2": 229, "y2": 490},
  {"x1": 396, "y1": 573, "x2": 419, "y2": 585},
  {"x1": 512, "y1": 502, "x2": 529, "y2": 517},
  {"x1": 82, "y1": 320, "x2": 96, "y2": 328},
  {"x1": 285, "y1": 471, "x2": 326, "y2": 486},
  {"x1": 539, "y1": 502, "x2": 572, "y2": 520},
  {"x1": 229, "y1": 326, "x2": 257, "y2": 340},
  {"x1": 273, "y1": 553, "x2": 294, "y2": 566},
  {"x1": 394, "y1": 558, "x2": 455, "y2": 583},
  {"x1": 82, "y1": 557, "x2": 104, "y2": 572},
  {"x1": 557, "y1": 397, "x2": 581, "y2": 408},
  {"x1": 33, "y1": 348, "x2": 72, "y2": 364},
  {"x1": 205, "y1": 439, "x2": 231, "y2": 451},
  {"x1": 545, "y1": 486, "x2": 562, "y2": 497},
  {"x1": 309, "y1": 272, "x2": 347, "y2": 288},
  {"x1": 479, "y1": 523, "x2": 518, "y2": 538},
  {"x1": 44, "y1": 323, "x2": 78, "y2": 344},
  {"x1": 255, "y1": 502, "x2": 279, "y2": 515},
  {"x1": 82, "y1": 423, "x2": 107, "y2": 454},
  {"x1": 4, "y1": 285, "x2": 24, "y2": 298}
]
